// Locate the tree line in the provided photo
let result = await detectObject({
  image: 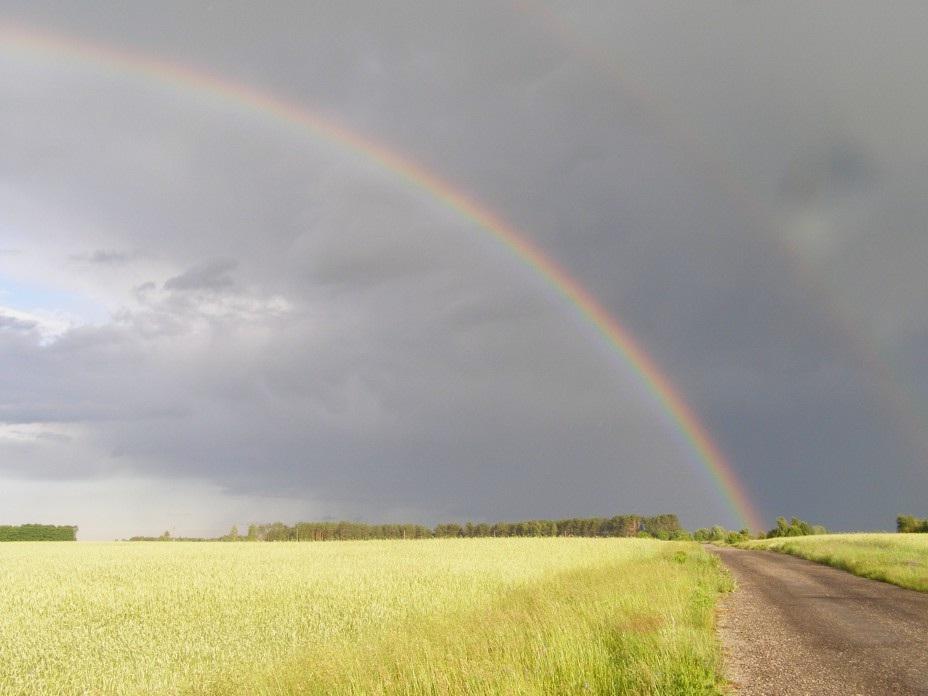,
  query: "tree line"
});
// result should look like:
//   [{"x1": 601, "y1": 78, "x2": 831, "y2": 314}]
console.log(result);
[
  {"x1": 897, "y1": 515, "x2": 928, "y2": 533},
  {"x1": 0, "y1": 524, "x2": 77, "y2": 541},
  {"x1": 198, "y1": 514, "x2": 686, "y2": 542},
  {"x1": 692, "y1": 517, "x2": 827, "y2": 543}
]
